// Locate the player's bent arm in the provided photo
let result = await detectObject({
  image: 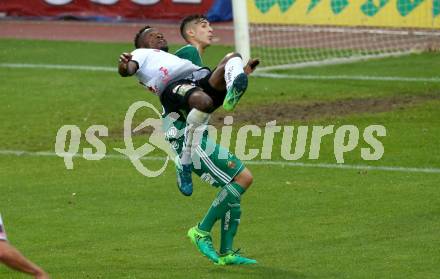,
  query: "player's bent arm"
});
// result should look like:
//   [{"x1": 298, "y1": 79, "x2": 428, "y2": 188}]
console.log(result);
[
  {"x1": 118, "y1": 60, "x2": 138, "y2": 77},
  {"x1": 0, "y1": 241, "x2": 50, "y2": 278}
]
